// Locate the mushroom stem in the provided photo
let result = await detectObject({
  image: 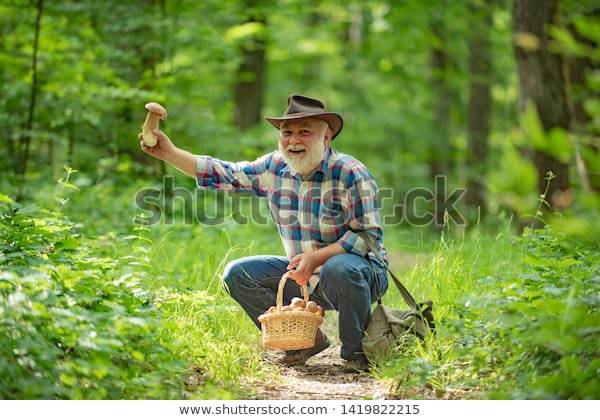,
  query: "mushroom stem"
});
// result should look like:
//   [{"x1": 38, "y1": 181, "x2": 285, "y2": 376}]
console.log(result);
[{"x1": 142, "y1": 112, "x2": 160, "y2": 147}]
